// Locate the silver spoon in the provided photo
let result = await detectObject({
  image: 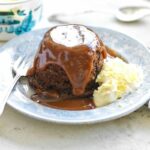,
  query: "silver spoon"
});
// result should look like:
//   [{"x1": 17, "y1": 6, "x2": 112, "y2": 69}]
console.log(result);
[
  {"x1": 48, "y1": 6, "x2": 150, "y2": 23},
  {"x1": 116, "y1": 6, "x2": 150, "y2": 22}
]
